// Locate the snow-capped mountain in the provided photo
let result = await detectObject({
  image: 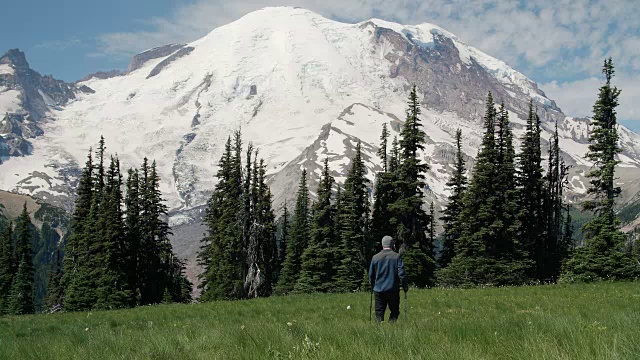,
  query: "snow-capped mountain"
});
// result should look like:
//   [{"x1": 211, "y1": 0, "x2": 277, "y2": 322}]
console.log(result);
[{"x1": 2, "y1": 7, "x2": 640, "y2": 270}]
